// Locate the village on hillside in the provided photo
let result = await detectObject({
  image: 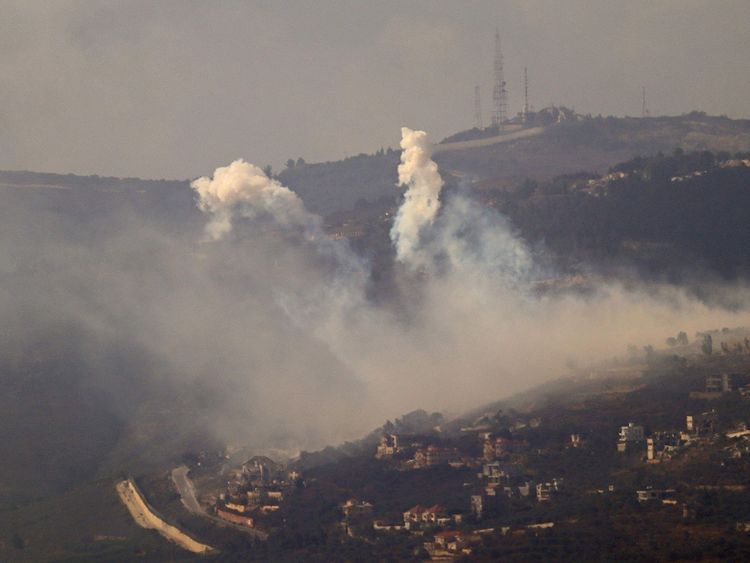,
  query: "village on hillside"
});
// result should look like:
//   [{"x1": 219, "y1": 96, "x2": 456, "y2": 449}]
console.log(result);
[{"x1": 130, "y1": 328, "x2": 750, "y2": 560}]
